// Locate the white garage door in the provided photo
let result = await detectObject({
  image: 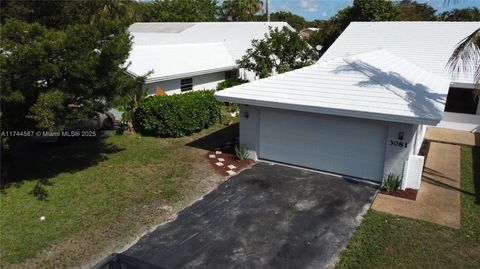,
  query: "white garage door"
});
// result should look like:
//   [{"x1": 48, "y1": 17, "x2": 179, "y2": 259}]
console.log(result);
[{"x1": 259, "y1": 109, "x2": 387, "y2": 182}]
